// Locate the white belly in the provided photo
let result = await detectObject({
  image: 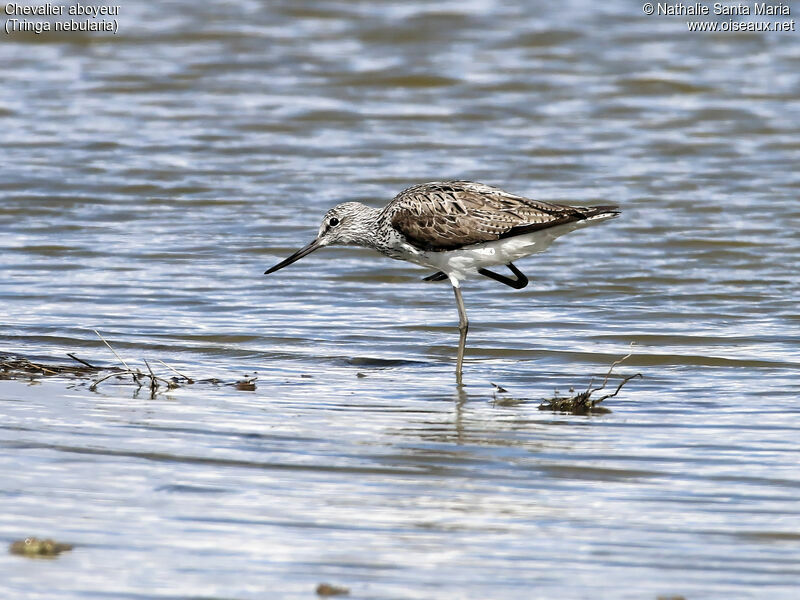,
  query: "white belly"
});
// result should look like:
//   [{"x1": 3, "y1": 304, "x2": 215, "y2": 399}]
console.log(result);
[{"x1": 402, "y1": 215, "x2": 614, "y2": 286}]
